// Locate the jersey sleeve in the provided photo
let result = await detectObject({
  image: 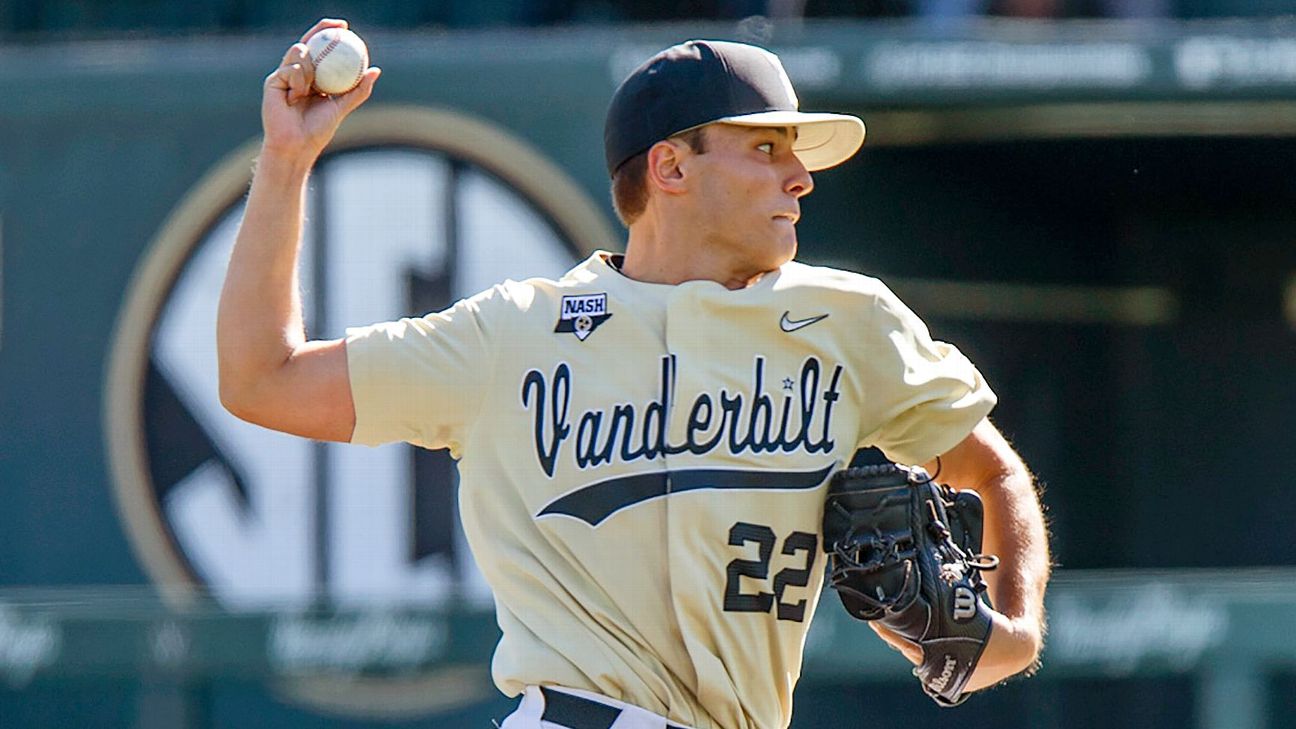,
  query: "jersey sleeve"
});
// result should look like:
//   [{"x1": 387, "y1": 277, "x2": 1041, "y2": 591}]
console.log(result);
[
  {"x1": 344, "y1": 285, "x2": 508, "y2": 453},
  {"x1": 856, "y1": 283, "x2": 997, "y2": 465}
]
